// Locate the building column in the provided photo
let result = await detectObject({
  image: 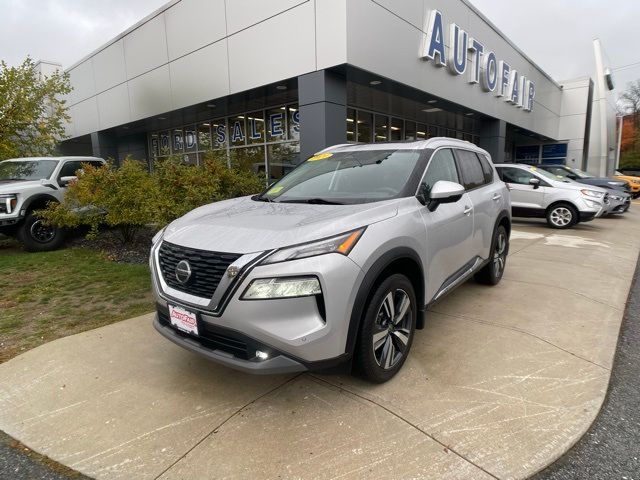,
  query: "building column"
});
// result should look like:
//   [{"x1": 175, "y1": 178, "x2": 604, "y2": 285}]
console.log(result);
[
  {"x1": 479, "y1": 119, "x2": 507, "y2": 163},
  {"x1": 298, "y1": 70, "x2": 347, "y2": 162},
  {"x1": 90, "y1": 131, "x2": 119, "y2": 164}
]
